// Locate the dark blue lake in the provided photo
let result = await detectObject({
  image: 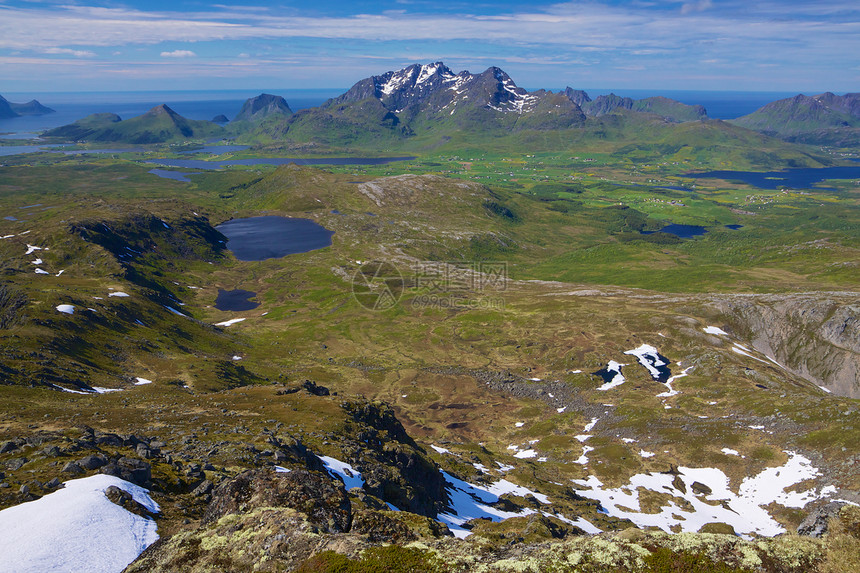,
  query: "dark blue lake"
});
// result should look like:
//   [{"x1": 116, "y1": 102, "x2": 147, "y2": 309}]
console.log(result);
[
  {"x1": 146, "y1": 156, "x2": 415, "y2": 169},
  {"x1": 642, "y1": 224, "x2": 708, "y2": 238},
  {"x1": 688, "y1": 164, "x2": 860, "y2": 190},
  {"x1": 180, "y1": 145, "x2": 250, "y2": 155},
  {"x1": 215, "y1": 289, "x2": 259, "y2": 311},
  {"x1": 216, "y1": 215, "x2": 334, "y2": 261},
  {"x1": 148, "y1": 169, "x2": 193, "y2": 182}
]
